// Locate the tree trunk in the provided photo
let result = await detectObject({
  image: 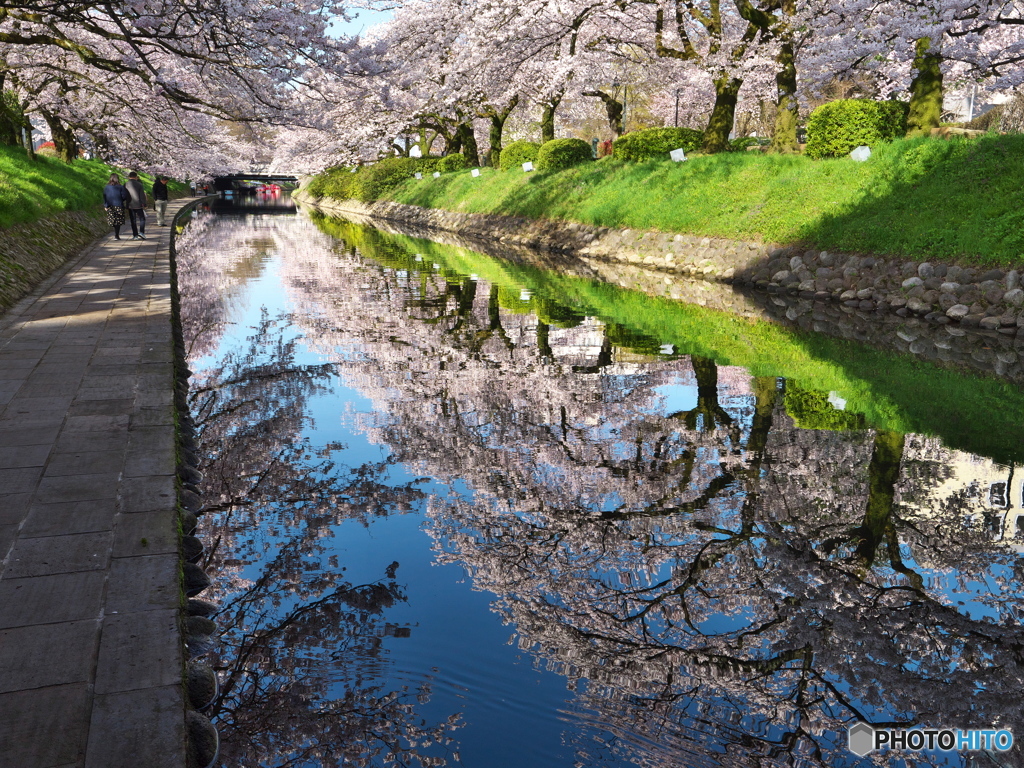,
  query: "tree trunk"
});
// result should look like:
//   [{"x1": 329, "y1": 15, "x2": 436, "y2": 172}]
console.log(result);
[
  {"x1": 454, "y1": 121, "x2": 479, "y2": 166},
  {"x1": 906, "y1": 37, "x2": 943, "y2": 138},
  {"x1": 702, "y1": 76, "x2": 742, "y2": 153},
  {"x1": 488, "y1": 116, "x2": 503, "y2": 167},
  {"x1": 582, "y1": 90, "x2": 624, "y2": 136},
  {"x1": 22, "y1": 122, "x2": 35, "y2": 160},
  {"x1": 0, "y1": 74, "x2": 21, "y2": 146},
  {"x1": 485, "y1": 95, "x2": 518, "y2": 168},
  {"x1": 540, "y1": 93, "x2": 562, "y2": 143},
  {"x1": 416, "y1": 130, "x2": 437, "y2": 157},
  {"x1": 40, "y1": 109, "x2": 77, "y2": 163},
  {"x1": 771, "y1": 41, "x2": 799, "y2": 153}
]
